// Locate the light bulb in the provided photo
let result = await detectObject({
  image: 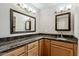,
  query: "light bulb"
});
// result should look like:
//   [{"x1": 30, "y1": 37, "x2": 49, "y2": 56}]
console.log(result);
[{"x1": 66, "y1": 4, "x2": 71, "y2": 10}]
